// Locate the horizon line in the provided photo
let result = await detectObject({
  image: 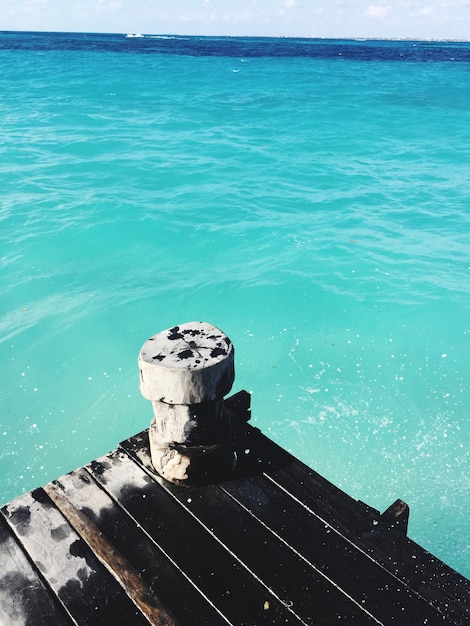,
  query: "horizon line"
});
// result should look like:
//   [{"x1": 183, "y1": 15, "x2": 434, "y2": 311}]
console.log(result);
[{"x1": 1, "y1": 29, "x2": 470, "y2": 43}]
